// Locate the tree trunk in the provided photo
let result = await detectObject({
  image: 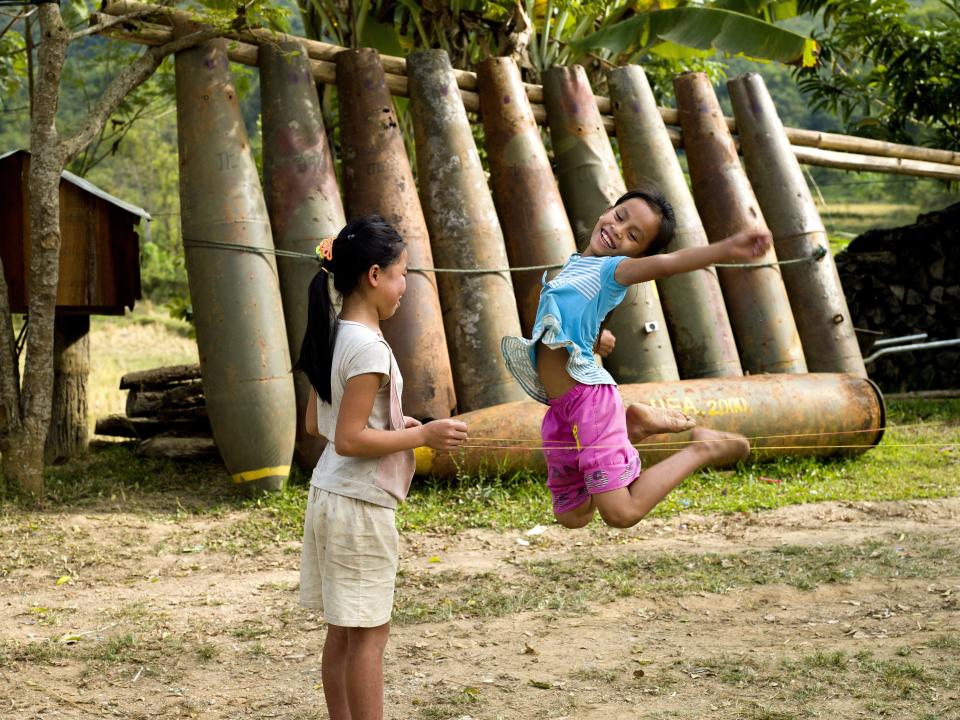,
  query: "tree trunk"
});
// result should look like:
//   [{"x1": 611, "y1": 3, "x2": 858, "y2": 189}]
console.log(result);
[
  {"x1": 0, "y1": 5, "x2": 234, "y2": 497},
  {"x1": 11, "y1": 4, "x2": 72, "y2": 497},
  {"x1": 44, "y1": 314, "x2": 90, "y2": 464},
  {"x1": 1, "y1": 439, "x2": 45, "y2": 498}
]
